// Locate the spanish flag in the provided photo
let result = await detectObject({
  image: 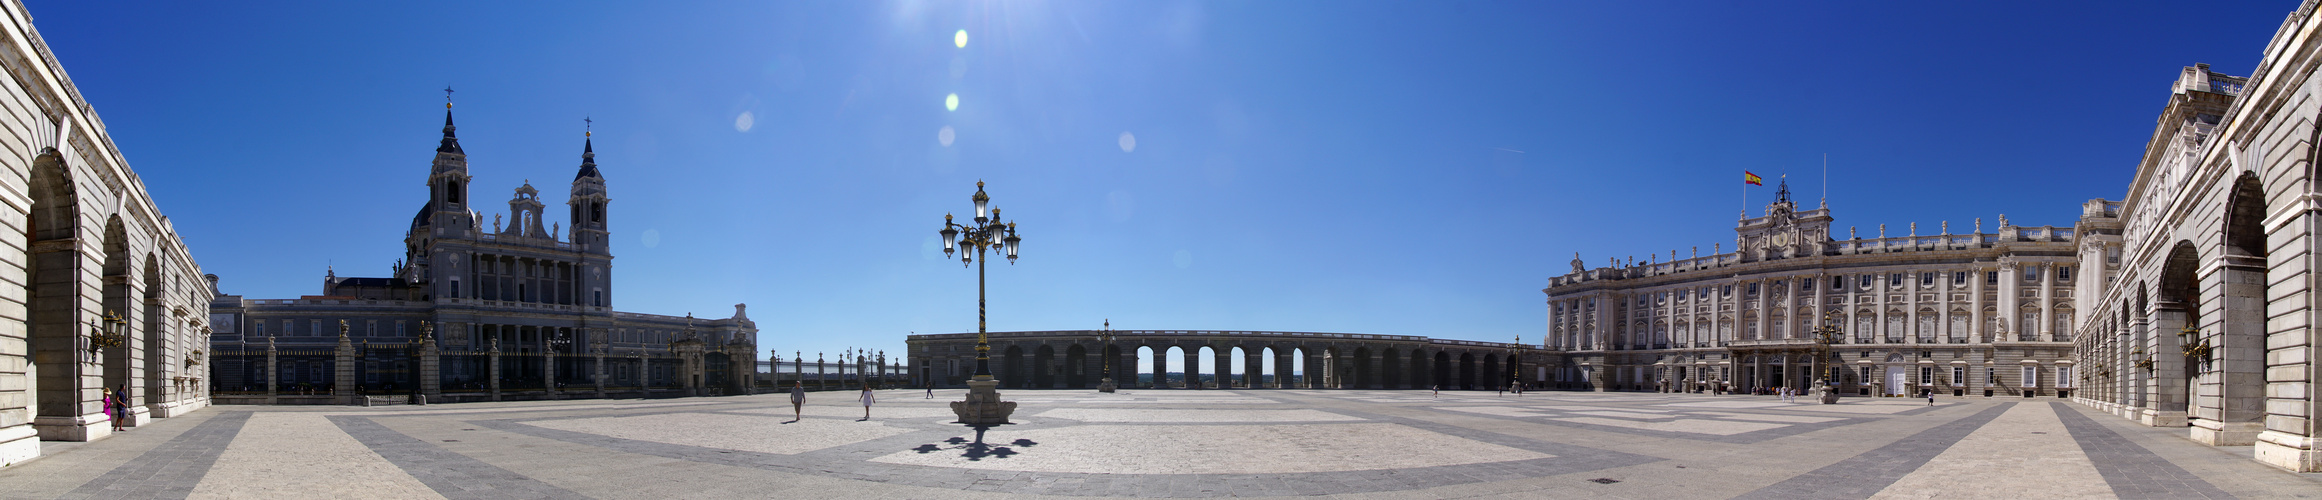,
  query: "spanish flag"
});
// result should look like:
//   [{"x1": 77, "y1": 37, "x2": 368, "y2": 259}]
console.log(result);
[{"x1": 1744, "y1": 171, "x2": 1764, "y2": 186}]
